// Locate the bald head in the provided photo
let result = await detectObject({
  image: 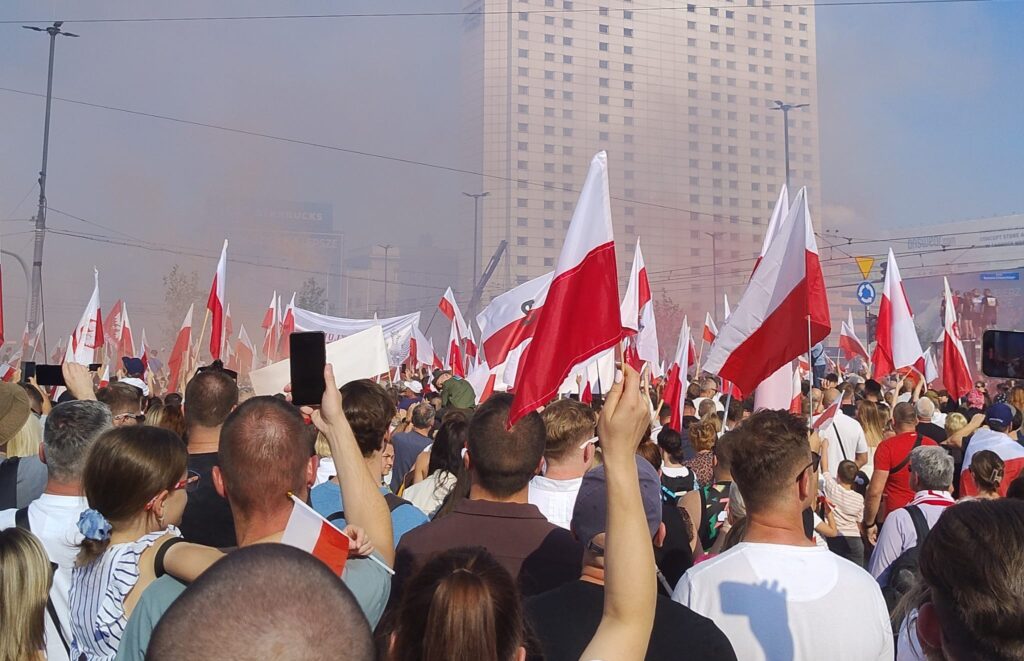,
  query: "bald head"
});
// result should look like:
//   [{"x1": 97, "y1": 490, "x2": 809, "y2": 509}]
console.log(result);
[
  {"x1": 893, "y1": 401, "x2": 918, "y2": 431},
  {"x1": 147, "y1": 544, "x2": 373, "y2": 661},
  {"x1": 822, "y1": 388, "x2": 841, "y2": 407}
]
